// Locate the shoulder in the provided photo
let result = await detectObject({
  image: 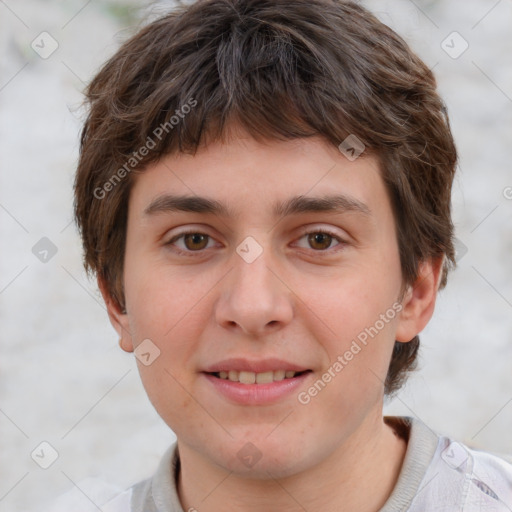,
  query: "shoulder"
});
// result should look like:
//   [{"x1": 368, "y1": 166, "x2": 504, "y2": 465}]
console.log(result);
[
  {"x1": 40, "y1": 443, "x2": 180, "y2": 512},
  {"x1": 382, "y1": 416, "x2": 512, "y2": 512},
  {"x1": 40, "y1": 477, "x2": 132, "y2": 512},
  {"x1": 448, "y1": 439, "x2": 512, "y2": 508},
  {"x1": 413, "y1": 424, "x2": 512, "y2": 510}
]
